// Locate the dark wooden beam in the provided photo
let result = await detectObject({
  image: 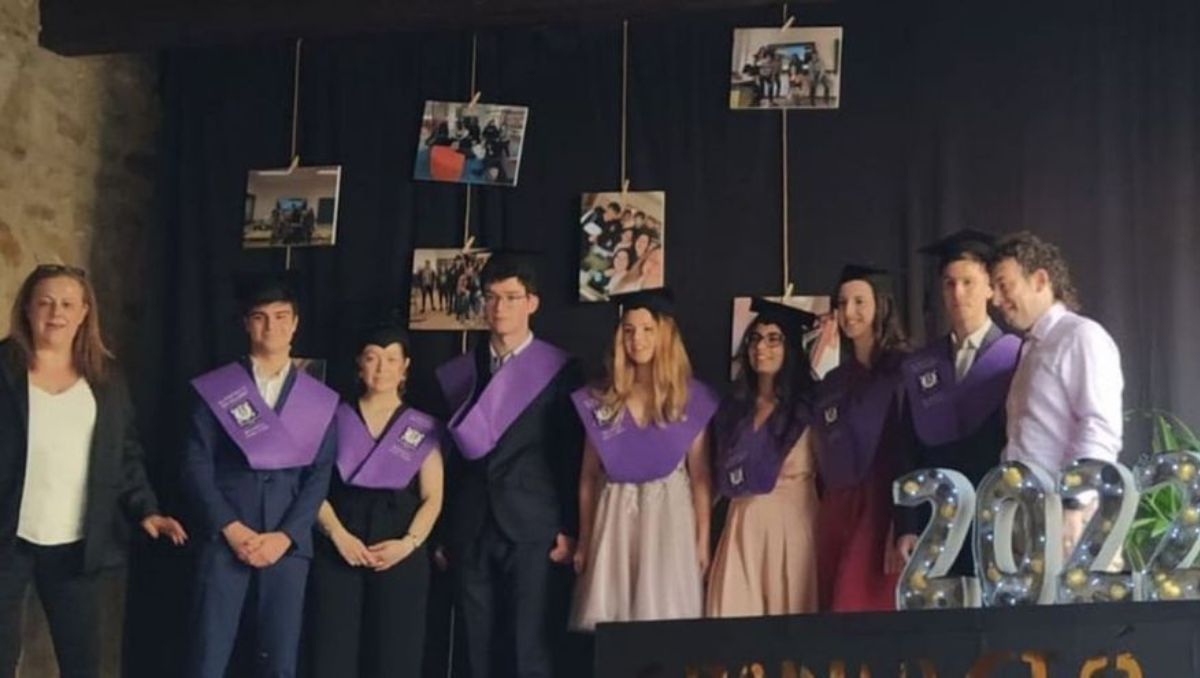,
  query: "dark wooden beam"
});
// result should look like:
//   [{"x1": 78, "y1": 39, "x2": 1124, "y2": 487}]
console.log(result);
[{"x1": 39, "y1": 0, "x2": 827, "y2": 56}]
